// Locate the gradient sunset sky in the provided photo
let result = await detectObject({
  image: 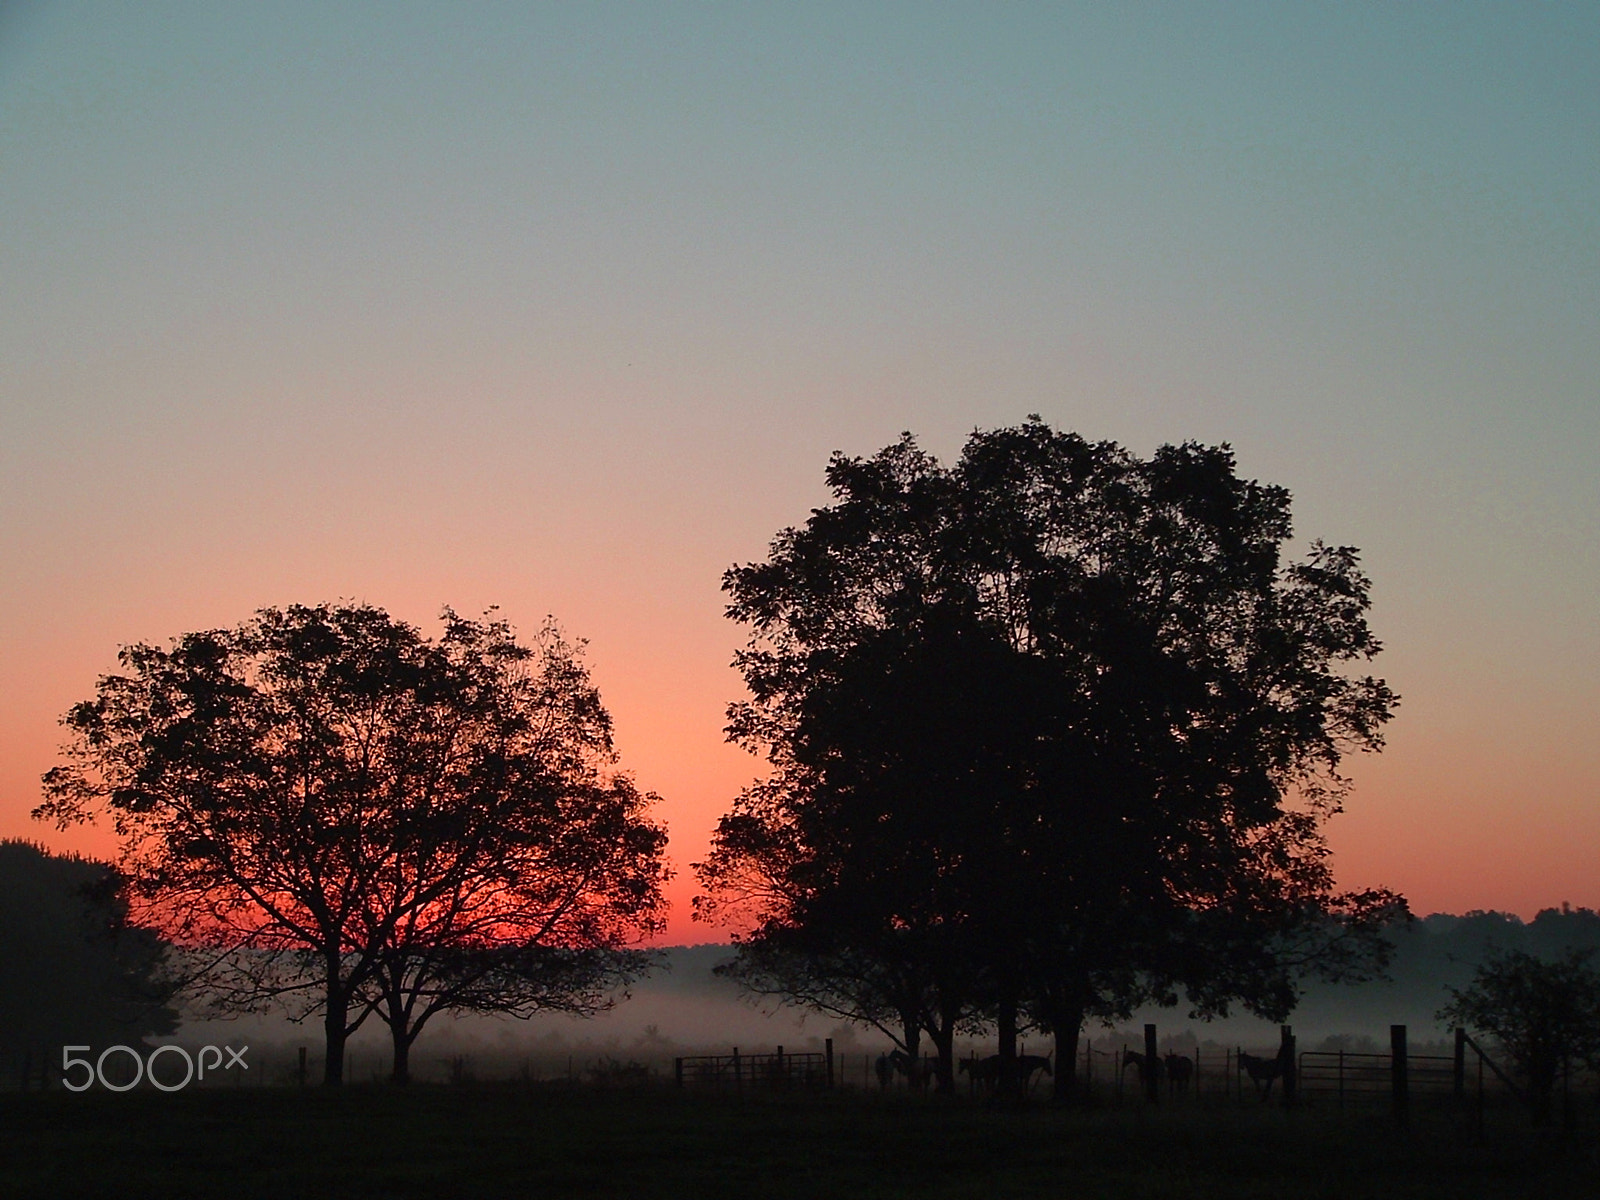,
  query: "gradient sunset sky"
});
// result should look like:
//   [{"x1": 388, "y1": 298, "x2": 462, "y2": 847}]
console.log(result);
[{"x1": 2, "y1": 3, "x2": 1595, "y2": 943}]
